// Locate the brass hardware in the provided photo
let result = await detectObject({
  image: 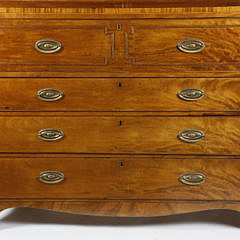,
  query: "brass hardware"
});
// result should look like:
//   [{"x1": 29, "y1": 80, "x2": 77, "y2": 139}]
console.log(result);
[
  {"x1": 178, "y1": 39, "x2": 205, "y2": 53},
  {"x1": 178, "y1": 88, "x2": 205, "y2": 101},
  {"x1": 39, "y1": 171, "x2": 64, "y2": 184},
  {"x1": 178, "y1": 129, "x2": 205, "y2": 143},
  {"x1": 37, "y1": 88, "x2": 64, "y2": 102},
  {"x1": 35, "y1": 39, "x2": 62, "y2": 53},
  {"x1": 179, "y1": 172, "x2": 206, "y2": 185},
  {"x1": 38, "y1": 128, "x2": 64, "y2": 141}
]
